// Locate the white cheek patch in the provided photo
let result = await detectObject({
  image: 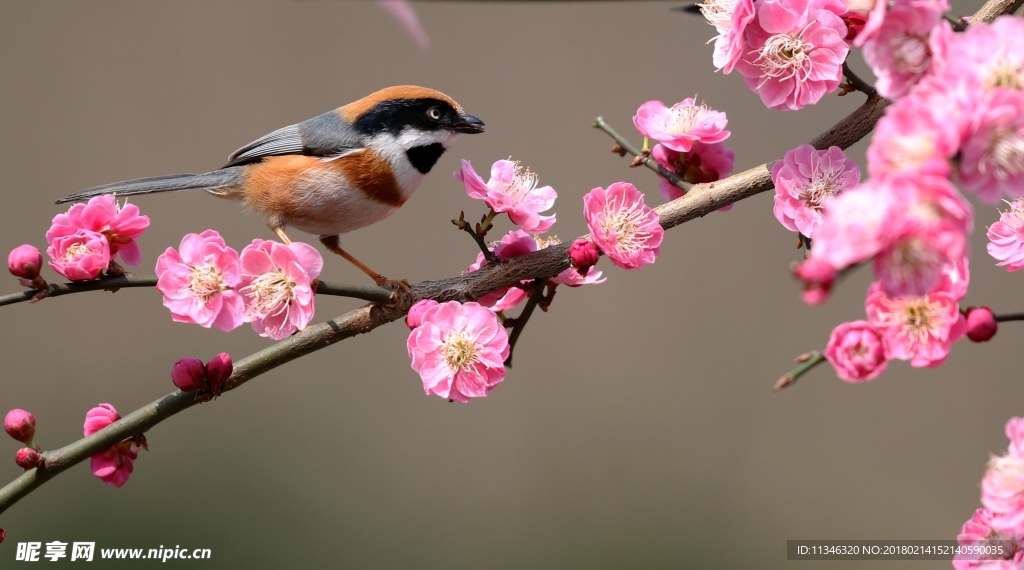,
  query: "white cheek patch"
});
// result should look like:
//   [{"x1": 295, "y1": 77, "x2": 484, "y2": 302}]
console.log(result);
[{"x1": 365, "y1": 129, "x2": 460, "y2": 199}]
